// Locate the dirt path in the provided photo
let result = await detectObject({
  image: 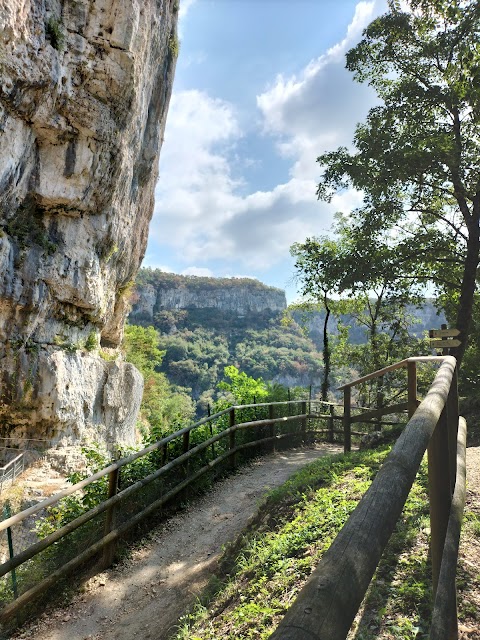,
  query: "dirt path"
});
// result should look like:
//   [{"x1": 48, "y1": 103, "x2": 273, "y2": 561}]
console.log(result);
[{"x1": 13, "y1": 444, "x2": 342, "y2": 640}]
